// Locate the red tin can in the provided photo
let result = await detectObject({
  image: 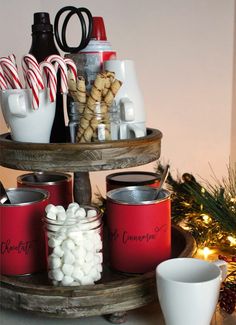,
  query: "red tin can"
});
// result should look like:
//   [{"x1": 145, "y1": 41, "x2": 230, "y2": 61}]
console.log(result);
[
  {"x1": 0, "y1": 188, "x2": 49, "y2": 275},
  {"x1": 17, "y1": 172, "x2": 73, "y2": 208},
  {"x1": 106, "y1": 186, "x2": 171, "y2": 273},
  {"x1": 106, "y1": 171, "x2": 160, "y2": 192}
]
